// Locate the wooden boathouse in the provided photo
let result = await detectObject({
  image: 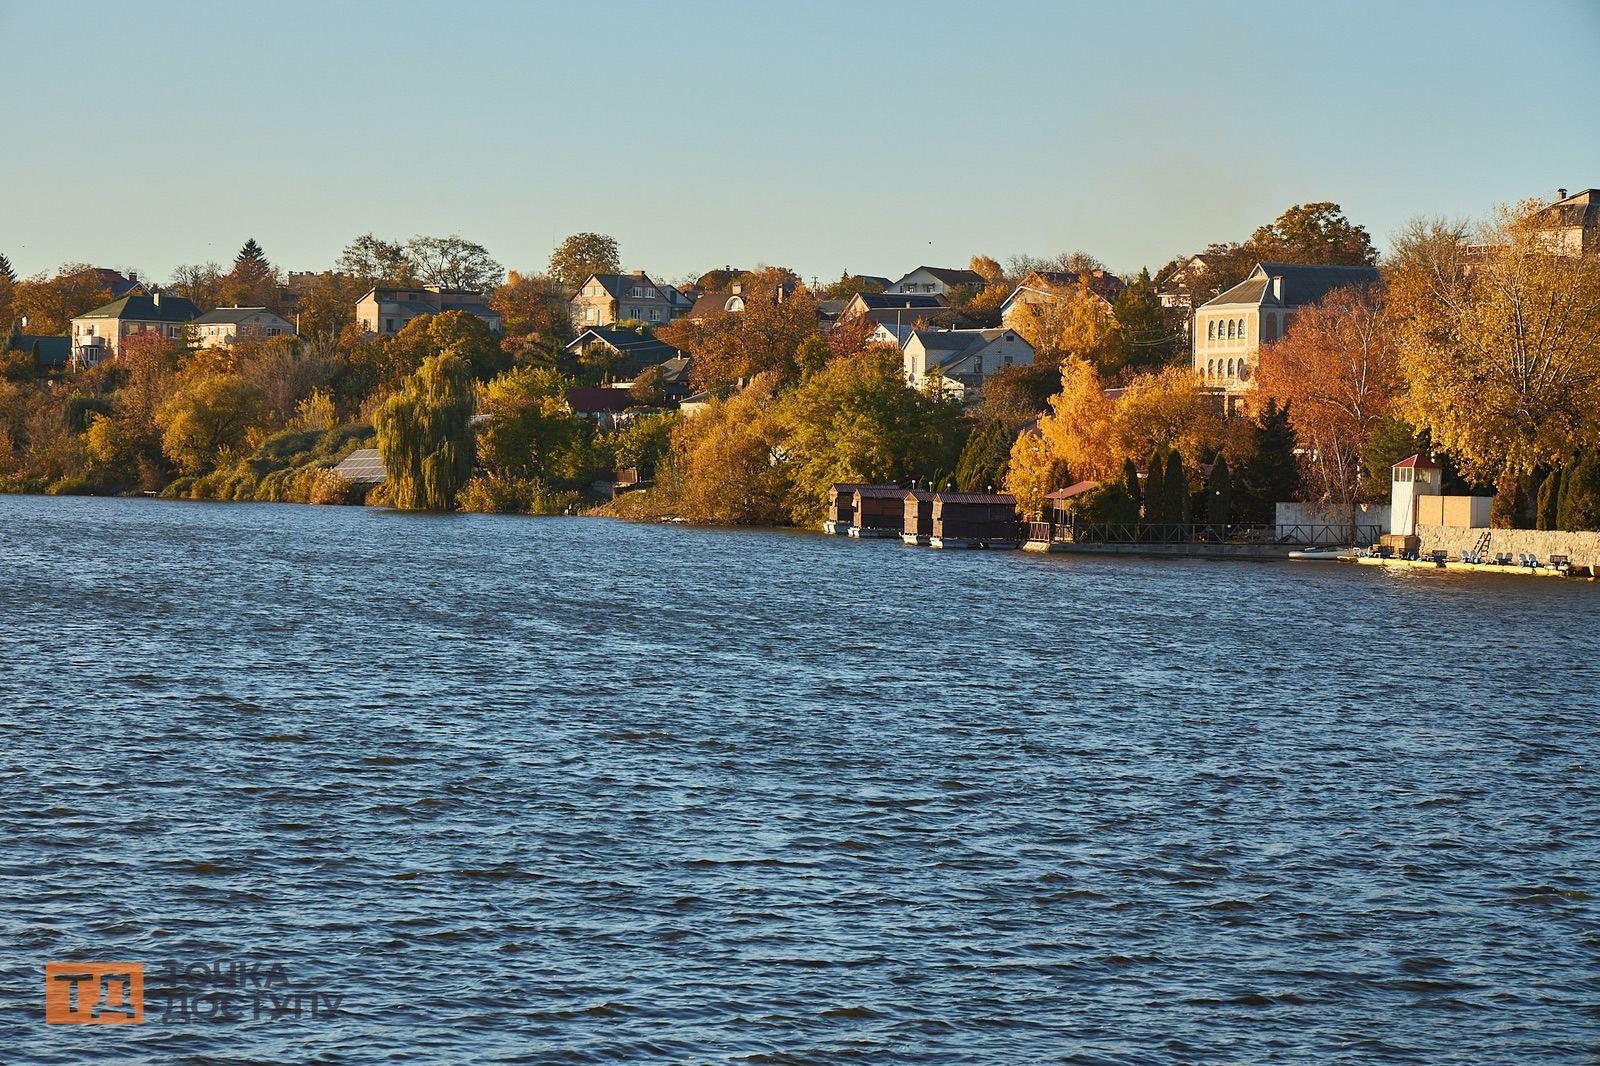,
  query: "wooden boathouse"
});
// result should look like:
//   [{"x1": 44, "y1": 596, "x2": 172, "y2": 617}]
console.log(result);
[
  {"x1": 930, "y1": 492, "x2": 1022, "y2": 549},
  {"x1": 901, "y1": 489, "x2": 934, "y2": 545},
  {"x1": 850, "y1": 486, "x2": 907, "y2": 538},
  {"x1": 824, "y1": 483, "x2": 870, "y2": 534}
]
